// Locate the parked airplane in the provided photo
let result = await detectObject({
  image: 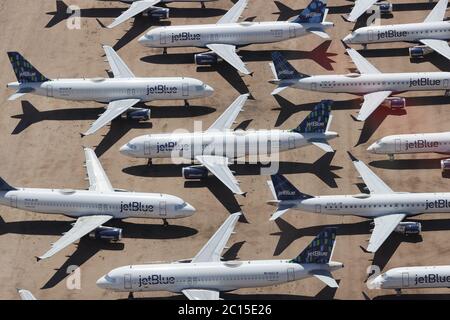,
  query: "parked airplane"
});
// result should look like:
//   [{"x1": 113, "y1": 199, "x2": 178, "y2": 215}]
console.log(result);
[
  {"x1": 369, "y1": 265, "x2": 450, "y2": 293},
  {"x1": 345, "y1": 0, "x2": 394, "y2": 22},
  {"x1": 269, "y1": 49, "x2": 450, "y2": 121},
  {"x1": 343, "y1": 0, "x2": 450, "y2": 61},
  {"x1": 368, "y1": 131, "x2": 450, "y2": 160},
  {"x1": 264, "y1": 152, "x2": 450, "y2": 253},
  {"x1": 97, "y1": 212, "x2": 343, "y2": 299},
  {"x1": 6, "y1": 46, "x2": 214, "y2": 136},
  {"x1": 0, "y1": 148, "x2": 195, "y2": 261},
  {"x1": 107, "y1": 0, "x2": 218, "y2": 29},
  {"x1": 119, "y1": 95, "x2": 337, "y2": 195},
  {"x1": 138, "y1": 0, "x2": 333, "y2": 75}
]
